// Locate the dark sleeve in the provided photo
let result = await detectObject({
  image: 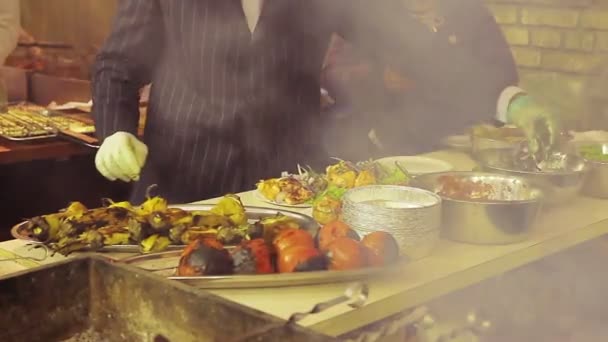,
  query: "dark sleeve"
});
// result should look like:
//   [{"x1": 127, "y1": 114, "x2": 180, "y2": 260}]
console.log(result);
[
  {"x1": 91, "y1": 0, "x2": 164, "y2": 140},
  {"x1": 333, "y1": 0, "x2": 518, "y2": 126},
  {"x1": 404, "y1": 0, "x2": 519, "y2": 143}
]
